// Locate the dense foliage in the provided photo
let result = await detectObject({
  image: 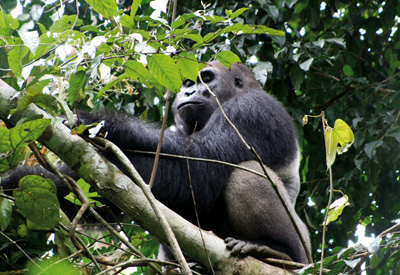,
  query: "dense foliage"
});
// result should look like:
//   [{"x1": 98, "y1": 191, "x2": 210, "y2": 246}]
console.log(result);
[{"x1": 0, "y1": 0, "x2": 399, "y2": 274}]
